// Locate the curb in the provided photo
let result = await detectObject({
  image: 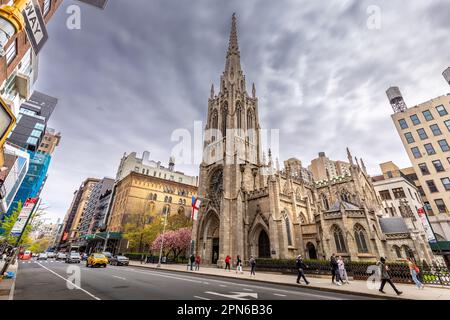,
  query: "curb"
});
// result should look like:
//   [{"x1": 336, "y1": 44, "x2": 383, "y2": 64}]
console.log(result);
[{"x1": 129, "y1": 263, "x2": 407, "y2": 300}]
